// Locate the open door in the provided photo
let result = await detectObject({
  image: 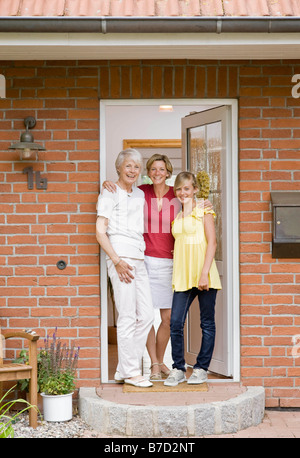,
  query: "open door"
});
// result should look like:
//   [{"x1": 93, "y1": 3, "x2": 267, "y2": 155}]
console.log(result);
[{"x1": 182, "y1": 106, "x2": 231, "y2": 377}]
